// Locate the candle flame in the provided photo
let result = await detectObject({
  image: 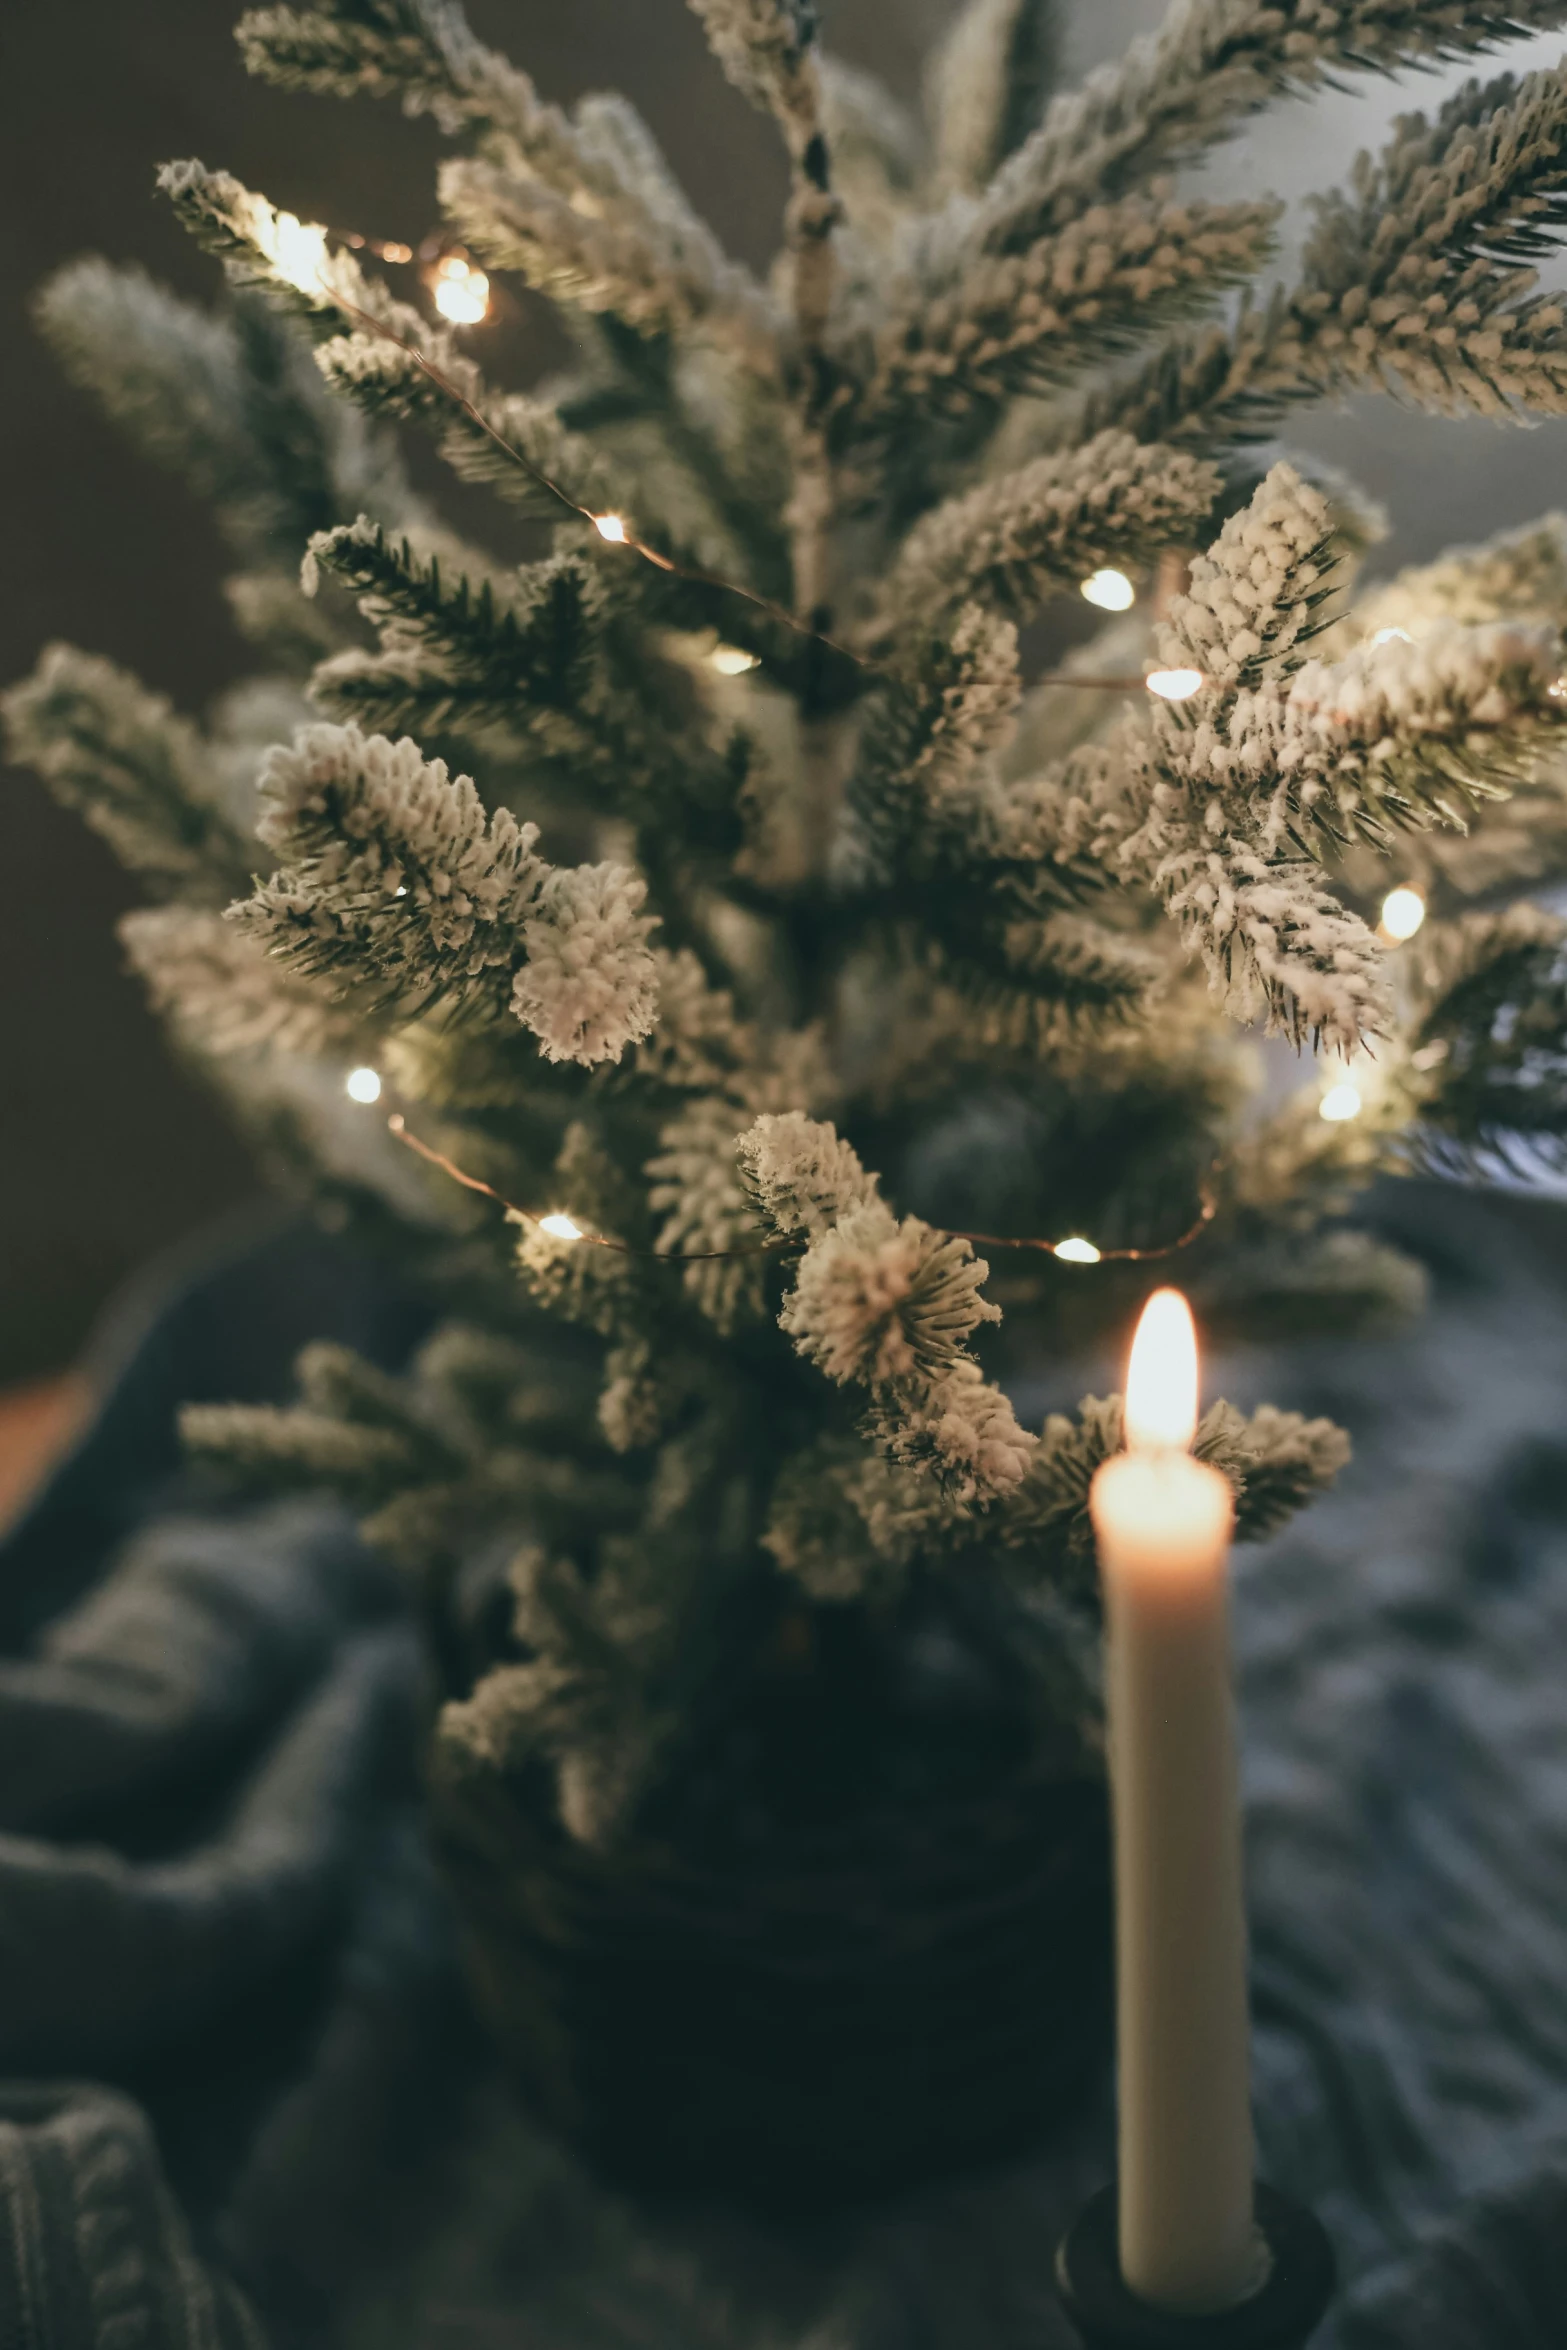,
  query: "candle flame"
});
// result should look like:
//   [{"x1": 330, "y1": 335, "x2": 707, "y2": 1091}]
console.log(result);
[{"x1": 1125, "y1": 1287, "x2": 1199, "y2": 1451}]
